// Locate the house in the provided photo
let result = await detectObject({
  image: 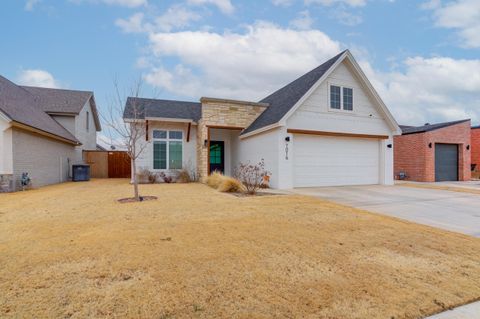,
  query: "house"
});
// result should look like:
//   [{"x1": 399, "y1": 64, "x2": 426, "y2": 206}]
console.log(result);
[
  {"x1": 0, "y1": 75, "x2": 101, "y2": 191},
  {"x1": 394, "y1": 120, "x2": 471, "y2": 182},
  {"x1": 472, "y1": 125, "x2": 480, "y2": 178},
  {"x1": 123, "y1": 50, "x2": 401, "y2": 189}
]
